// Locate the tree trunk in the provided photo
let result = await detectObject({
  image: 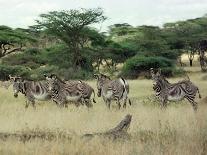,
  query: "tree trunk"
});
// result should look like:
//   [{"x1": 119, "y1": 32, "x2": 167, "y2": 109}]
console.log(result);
[
  {"x1": 188, "y1": 51, "x2": 195, "y2": 67},
  {"x1": 189, "y1": 59, "x2": 193, "y2": 67},
  {"x1": 83, "y1": 114, "x2": 132, "y2": 140},
  {"x1": 70, "y1": 41, "x2": 81, "y2": 70},
  {"x1": 199, "y1": 51, "x2": 207, "y2": 72}
]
